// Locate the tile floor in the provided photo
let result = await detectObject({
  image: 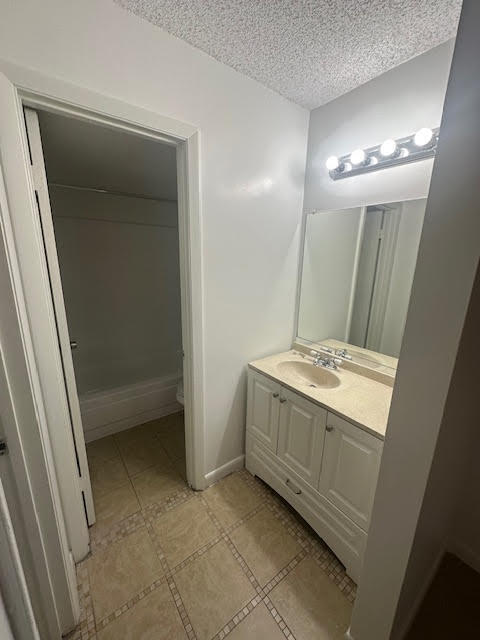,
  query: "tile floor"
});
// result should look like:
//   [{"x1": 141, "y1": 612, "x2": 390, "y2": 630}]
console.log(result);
[{"x1": 67, "y1": 412, "x2": 356, "y2": 640}]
